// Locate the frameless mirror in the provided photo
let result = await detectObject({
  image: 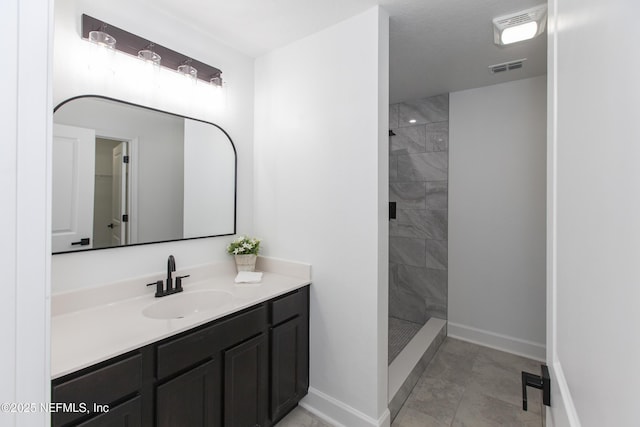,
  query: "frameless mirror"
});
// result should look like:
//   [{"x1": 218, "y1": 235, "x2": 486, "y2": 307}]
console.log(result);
[{"x1": 52, "y1": 96, "x2": 236, "y2": 254}]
